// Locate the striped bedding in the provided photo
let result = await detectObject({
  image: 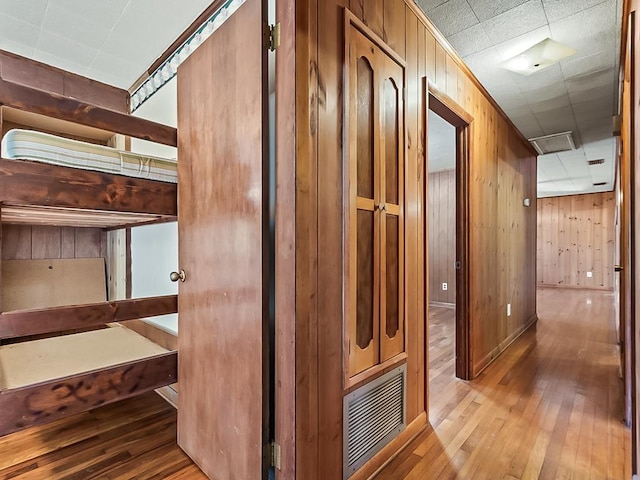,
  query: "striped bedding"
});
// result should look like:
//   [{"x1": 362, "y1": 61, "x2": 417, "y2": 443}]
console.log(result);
[{"x1": 1, "y1": 129, "x2": 177, "y2": 183}]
